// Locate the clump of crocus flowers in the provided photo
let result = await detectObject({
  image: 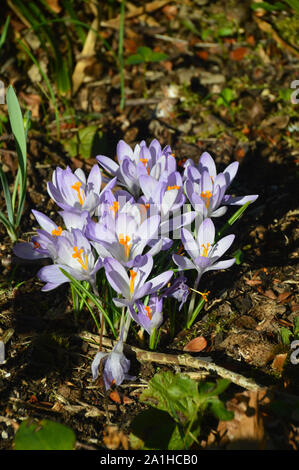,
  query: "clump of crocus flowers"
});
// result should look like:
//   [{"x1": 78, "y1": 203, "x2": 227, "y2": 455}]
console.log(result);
[{"x1": 13, "y1": 139, "x2": 258, "y2": 390}]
